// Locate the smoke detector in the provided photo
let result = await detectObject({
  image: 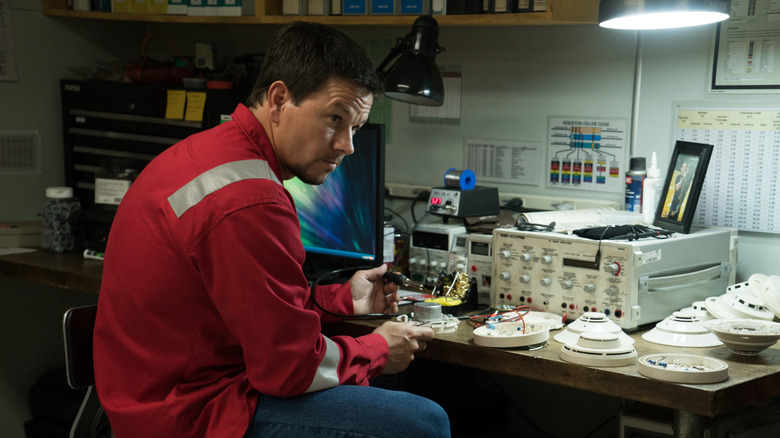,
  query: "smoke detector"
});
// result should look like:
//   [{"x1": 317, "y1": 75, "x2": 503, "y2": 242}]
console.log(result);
[
  {"x1": 704, "y1": 292, "x2": 775, "y2": 321},
  {"x1": 473, "y1": 322, "x2": 550, "y2": 349},
  {"x1": 553, "y1": 312, "x2": 634, "y2": 346},
  {"x1": 642, "y1": 311, "x2": 722, "y2": 347},
  {"x1": 559, "y1": 331, "x2": 637, "y2": 367},
  {"x1": 754, "y1": 275, "x2": 780, "y2": 319}
]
